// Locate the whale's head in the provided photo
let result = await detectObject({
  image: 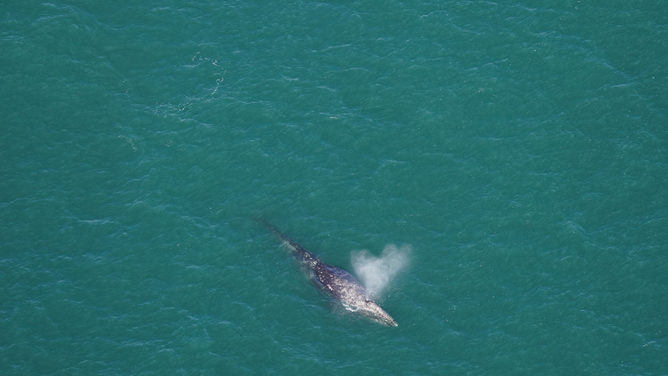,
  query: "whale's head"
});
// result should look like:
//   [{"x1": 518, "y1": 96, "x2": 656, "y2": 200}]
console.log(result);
[
  {"x1": 318, "y1": 263, "x2": 398, "y2": 327},
  {"x1": 357, "y1": 297, "x2": 398, "y2": 327}
]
